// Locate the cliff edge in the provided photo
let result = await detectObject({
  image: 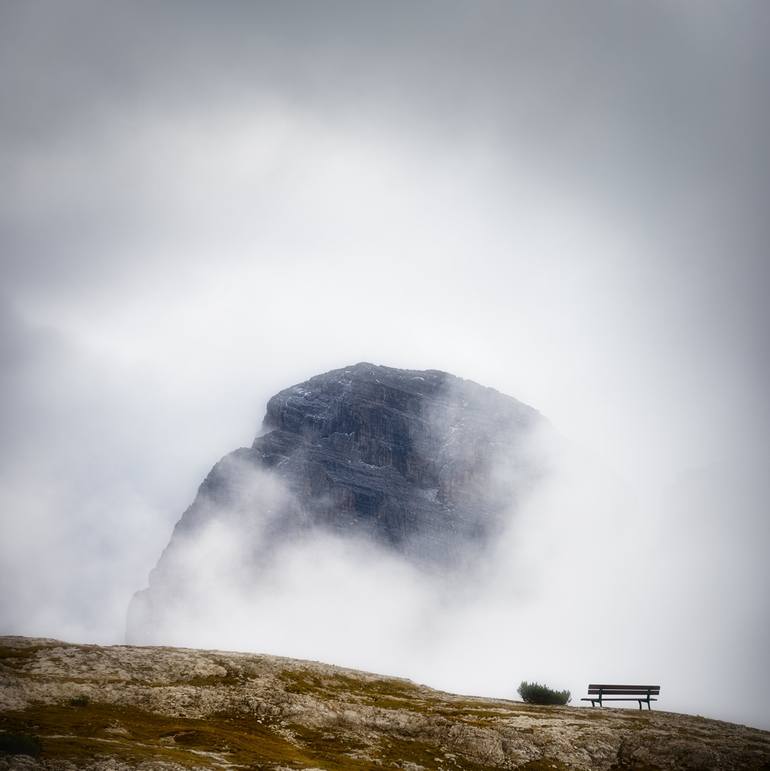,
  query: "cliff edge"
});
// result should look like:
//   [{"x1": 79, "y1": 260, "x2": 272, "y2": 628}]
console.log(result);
[{"x1": 128, "y1": 363, "x2": 548, "y2": 642}]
